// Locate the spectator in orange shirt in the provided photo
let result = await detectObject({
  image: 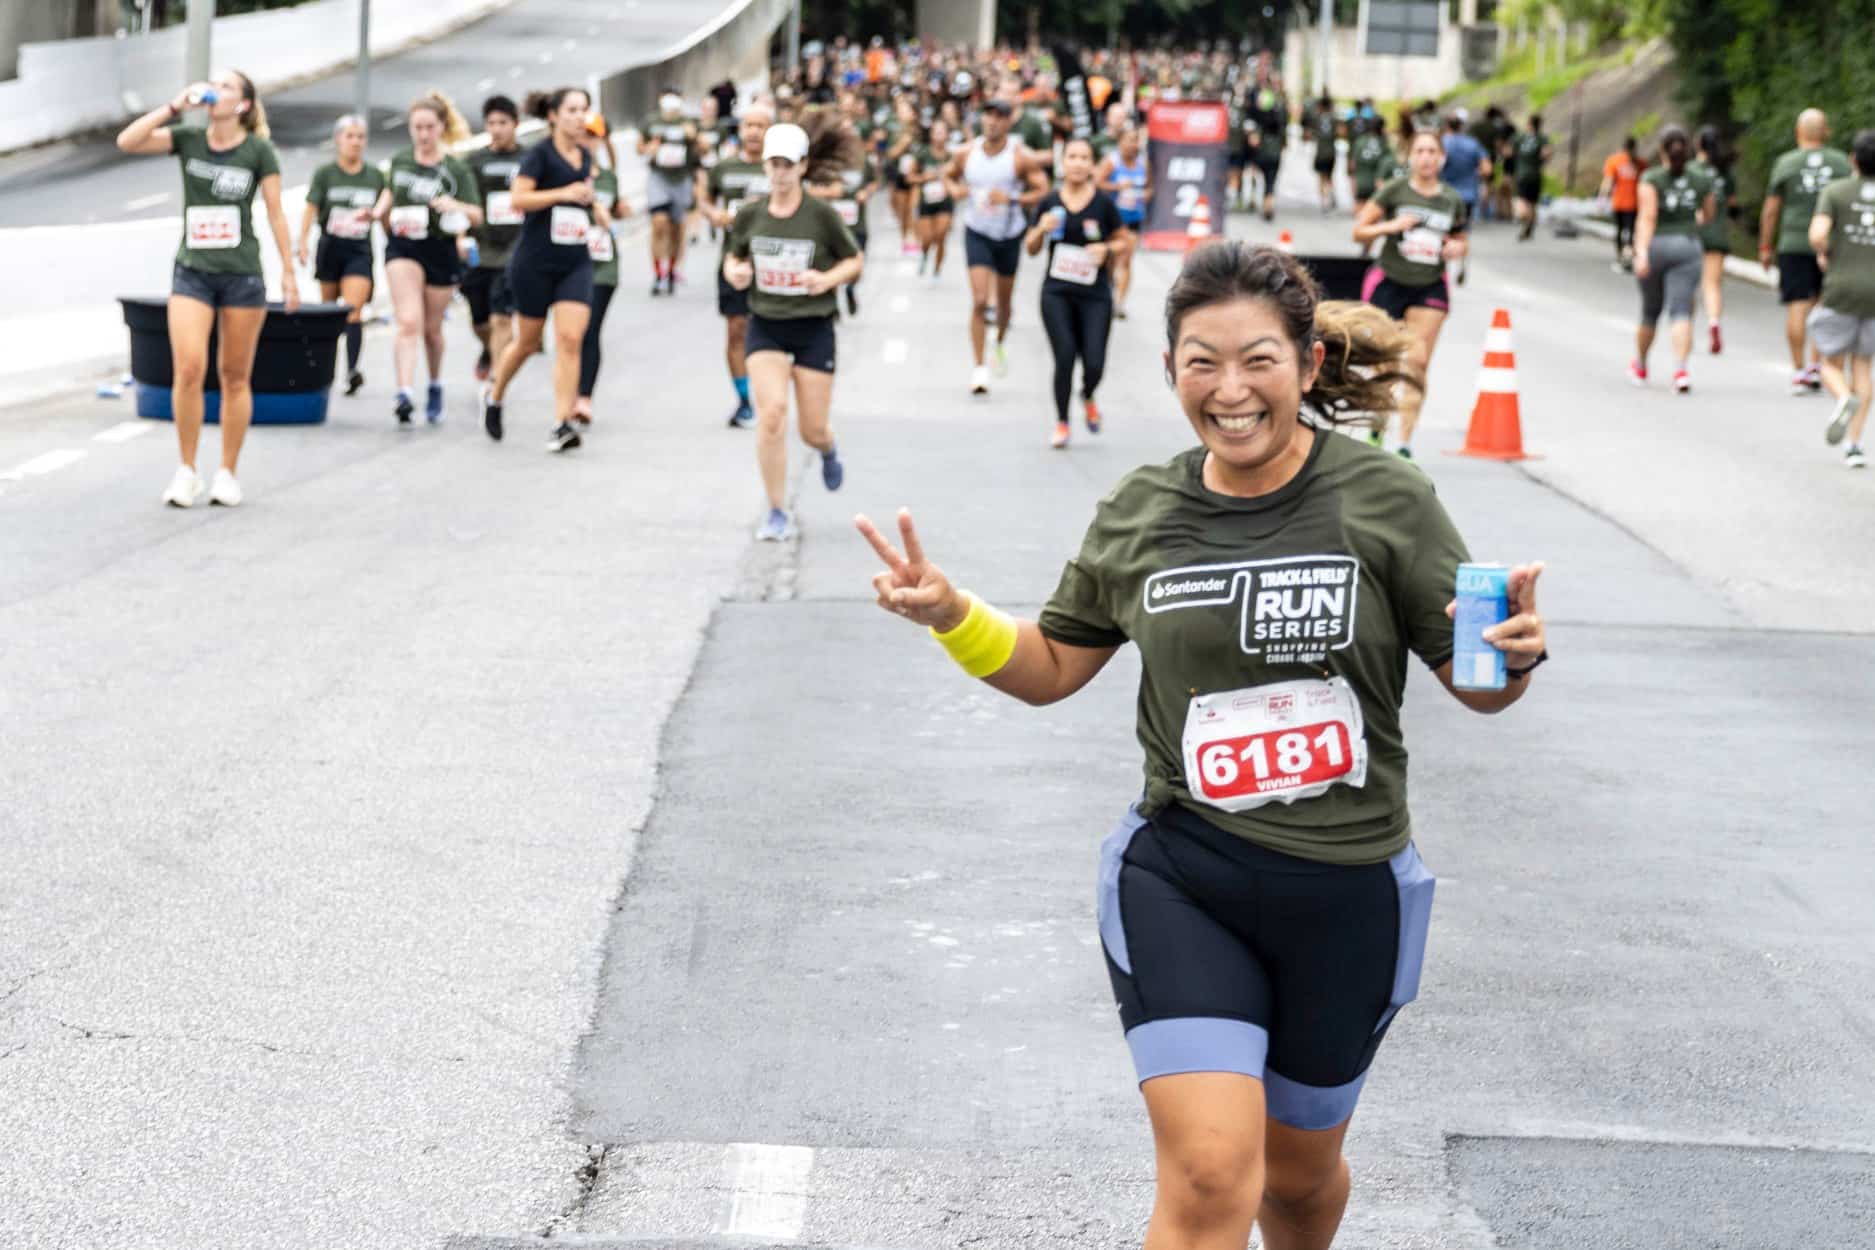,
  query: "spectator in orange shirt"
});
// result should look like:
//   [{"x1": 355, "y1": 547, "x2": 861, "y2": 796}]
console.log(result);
[{"x1": 1600, "y1": 136, "x2": 1647, "y2": 270}]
